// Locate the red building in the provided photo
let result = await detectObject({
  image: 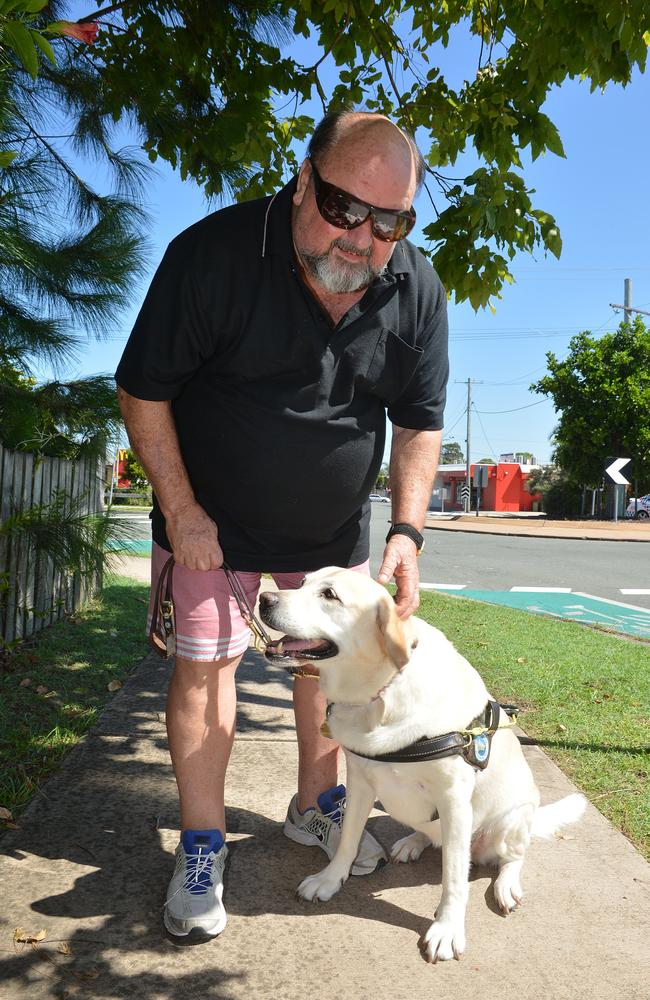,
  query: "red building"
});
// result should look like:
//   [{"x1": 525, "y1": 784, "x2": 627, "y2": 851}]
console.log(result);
[{"x1": 430, "y1": 463, "x2": 542, "y2": 513}]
